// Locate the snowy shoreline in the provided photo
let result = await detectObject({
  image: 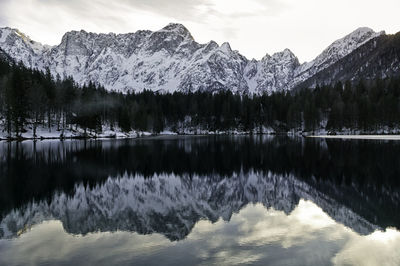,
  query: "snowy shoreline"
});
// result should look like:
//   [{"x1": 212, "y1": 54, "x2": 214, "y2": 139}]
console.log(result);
[
  {"x1": 0, "y1": 125, "x2": 276, "y2": 142},
  {"x1": 0, "y1": 131, "x2": 268, "y2": 142},
  {"x1": 3, "y1": 131, "x2": 400, "y2": 142},
  {"x1": 307, "y1": 135, "x2": 400, "y2": 140},
  {"x1": 3, "y1": 123, "x2": 400, "y2": 142}
]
